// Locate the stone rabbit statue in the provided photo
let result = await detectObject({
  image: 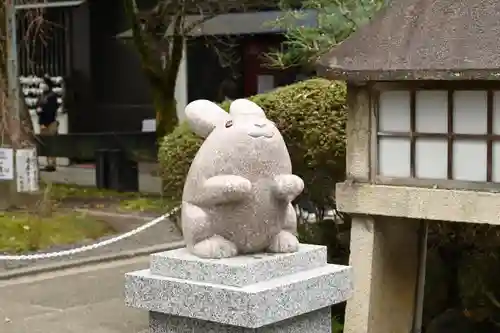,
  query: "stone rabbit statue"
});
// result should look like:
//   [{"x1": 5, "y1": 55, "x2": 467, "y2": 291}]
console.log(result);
[{"x1": 182, "y1": 99, "x2": 304, "y2": 259}]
